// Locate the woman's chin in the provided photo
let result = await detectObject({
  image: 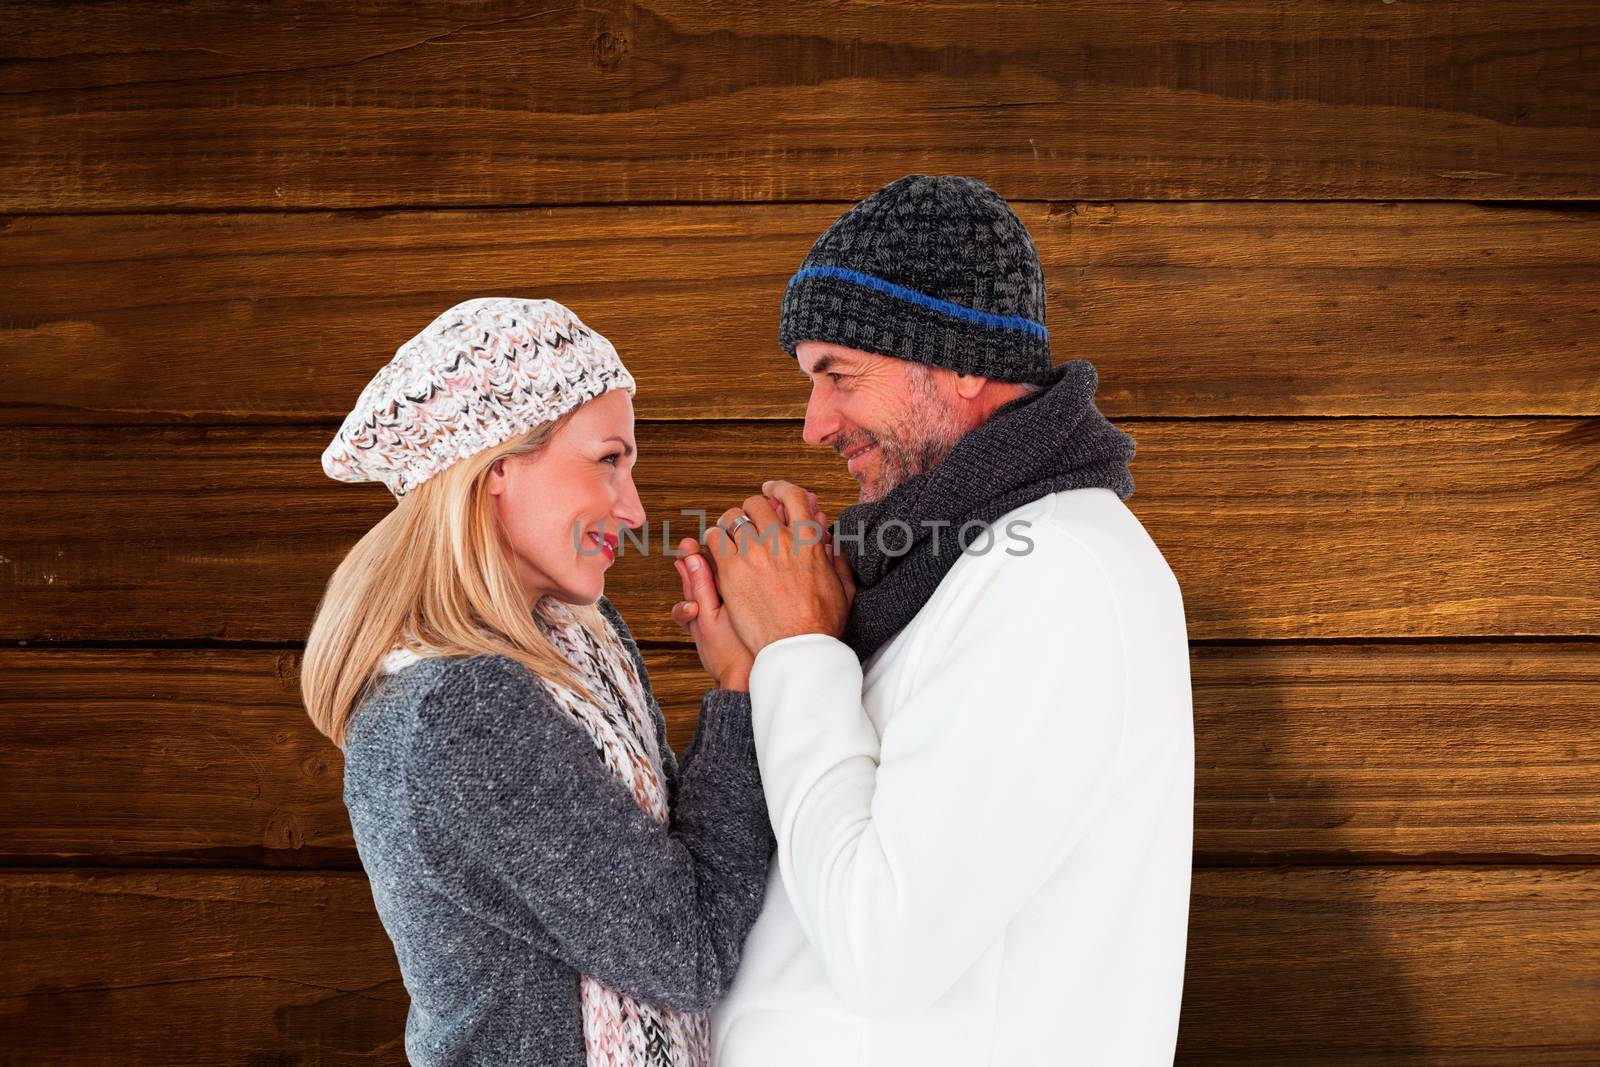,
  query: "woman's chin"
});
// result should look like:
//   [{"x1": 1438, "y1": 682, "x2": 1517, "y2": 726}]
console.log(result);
[
  {"x1": 559, "y1": 574, "x2": 606, "y2": 606},
  {"x1": 548, "y1": 551, "x2": 617, "y2": 606}
]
